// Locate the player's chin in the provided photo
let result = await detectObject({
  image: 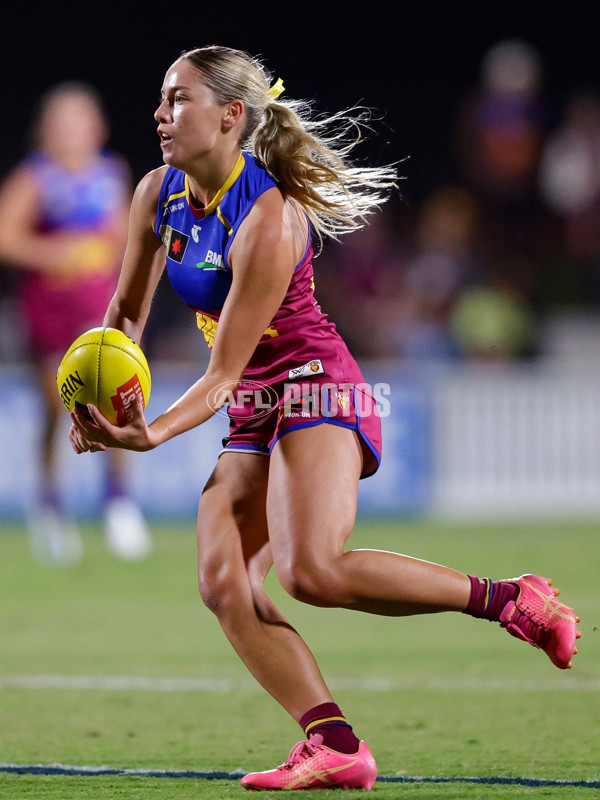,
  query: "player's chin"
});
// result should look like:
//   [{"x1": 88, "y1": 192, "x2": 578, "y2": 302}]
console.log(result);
[
  {"x1": 160, "y1": 147, "x2": 189, "y2": 172},
  {"x1": 160, "y1": 144, "x2": 176, "y2": 165}
]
